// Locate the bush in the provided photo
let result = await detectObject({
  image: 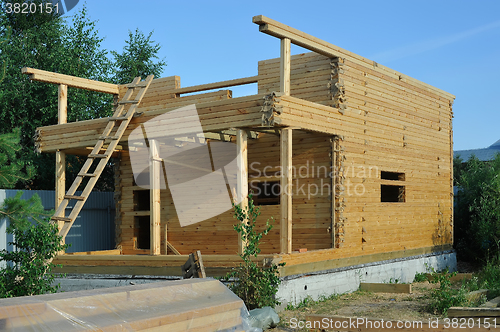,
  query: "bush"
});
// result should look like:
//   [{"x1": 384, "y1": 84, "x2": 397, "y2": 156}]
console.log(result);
[
  {"x1": 222, "y1": 195, "x2": 284, "y2": 310},
  {"x1": 454, "y1": 154, "x2": 500, "y2": 262},
  {"x1": 0, "y1": 192, "x2": 67, "y2": 297},
  {"x1": 426, "y1": 262, "x2": 500, "y2": 316},
  {"x1": 428, "y1": 269, "x2": 469, "y2": 315}
]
